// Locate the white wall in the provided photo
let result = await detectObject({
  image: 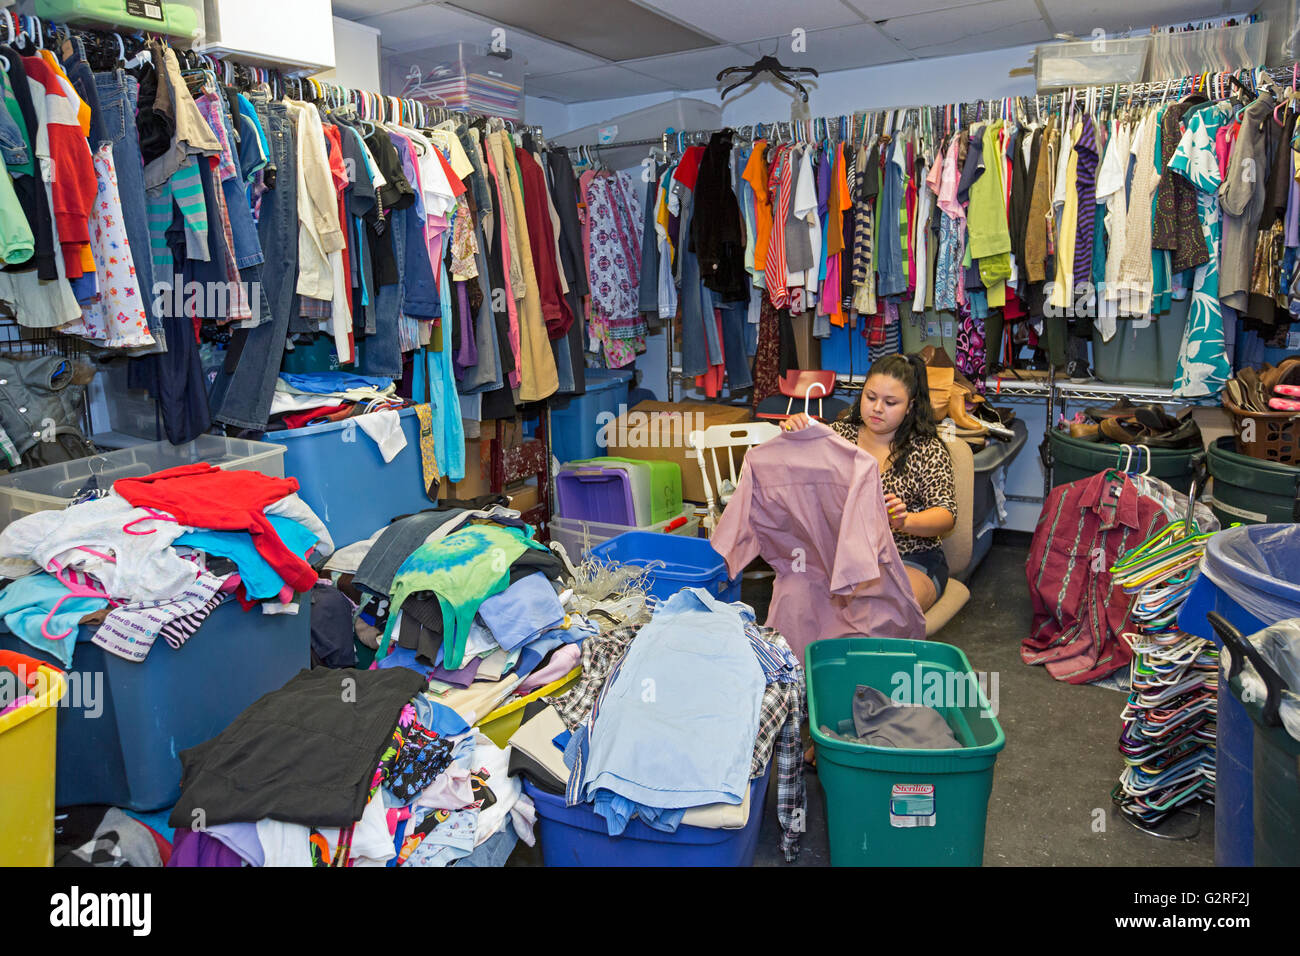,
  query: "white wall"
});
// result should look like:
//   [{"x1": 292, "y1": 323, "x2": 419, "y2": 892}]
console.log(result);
[
  {"x1": 525, "y1": 96, "x2": 571, "y2": 133},
  {"x1": 544, "y1": 41, "x2": 1040, "y2": 136},
  {"x1": 314, "y1": 17, "x2": 381, "y2": 90}
]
